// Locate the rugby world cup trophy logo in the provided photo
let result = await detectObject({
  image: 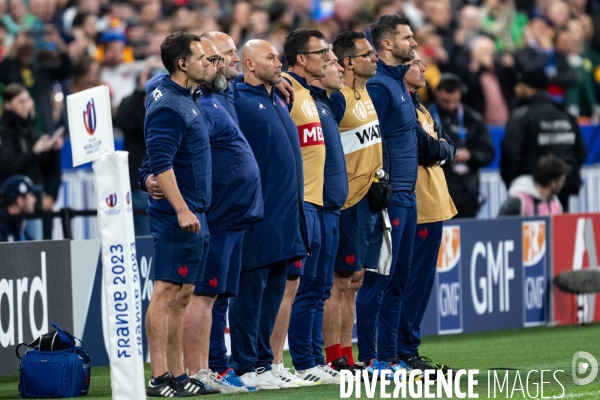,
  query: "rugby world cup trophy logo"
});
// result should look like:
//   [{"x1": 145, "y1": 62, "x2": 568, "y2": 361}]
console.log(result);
[
  {"x1": 83, "y1": 98, "x2": 97, "y2": 135},
  {"x1": 106, "y1": 193, "x2": 117, "y2": 208}
]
